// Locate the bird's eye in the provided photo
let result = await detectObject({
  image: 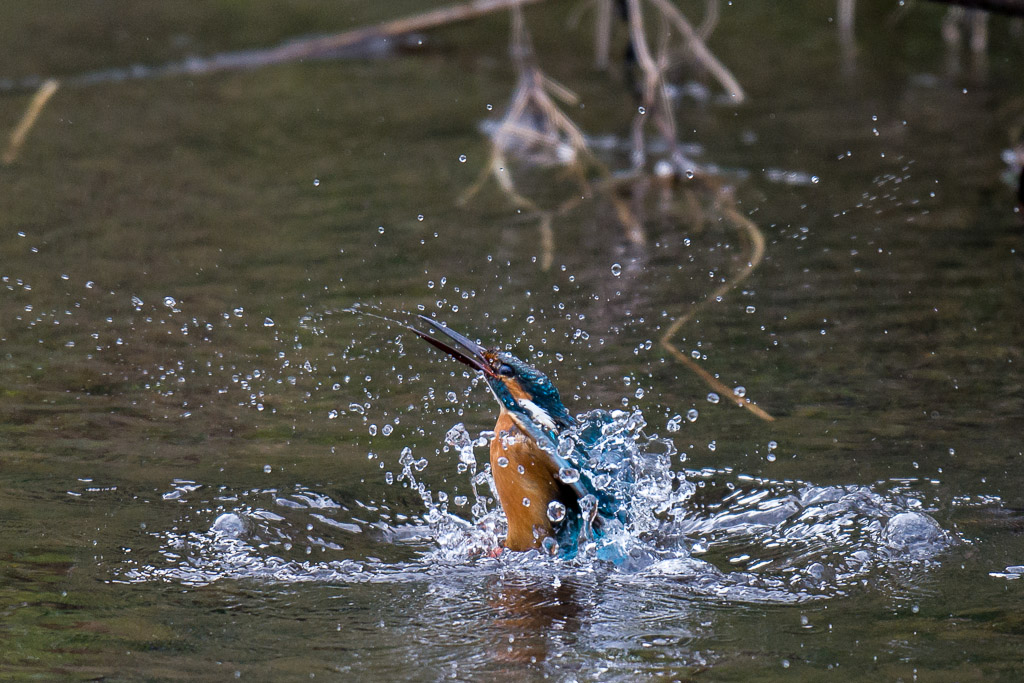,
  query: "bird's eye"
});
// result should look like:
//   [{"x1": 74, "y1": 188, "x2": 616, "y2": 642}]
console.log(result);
[{"x1": 497, "y1": 364, "x2": 516, "y2": 377}]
